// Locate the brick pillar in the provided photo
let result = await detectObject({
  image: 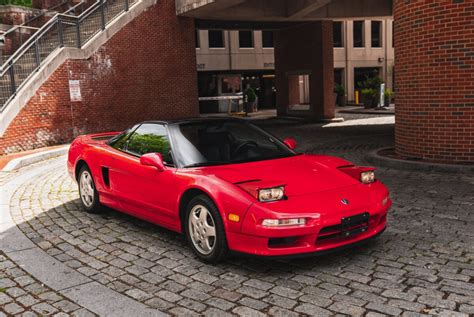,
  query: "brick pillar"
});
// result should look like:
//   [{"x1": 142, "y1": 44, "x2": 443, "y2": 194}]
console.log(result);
[
  {"x1": 275, "y1": 21, "x2": 335, "y2": 121},
  {"x1": 394, "y1": 0, "x2": 474, "y2": 163}
]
